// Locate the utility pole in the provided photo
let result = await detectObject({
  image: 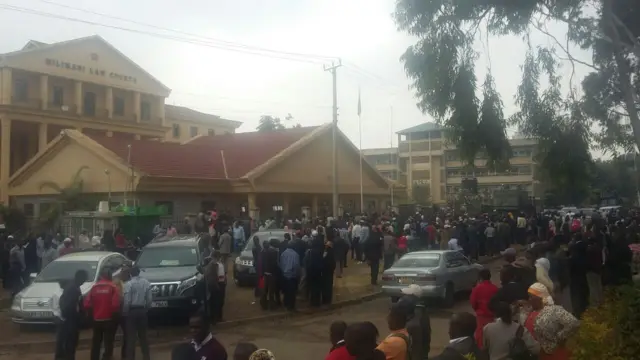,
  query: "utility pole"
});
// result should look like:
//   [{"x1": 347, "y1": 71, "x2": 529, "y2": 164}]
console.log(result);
[{"x1": 324, "y1": 60, "x2": 342, "y2": 218}]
